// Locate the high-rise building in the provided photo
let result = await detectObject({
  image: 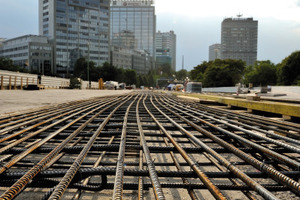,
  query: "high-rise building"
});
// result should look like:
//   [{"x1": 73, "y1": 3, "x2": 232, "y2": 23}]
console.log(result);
[
  {"x1": 0, "y1": 38, "x2": 6, "y2": 48},
  {"x1": 0, "y1": 35, "x2": 54, "y2": 74},
  {"x1": 209, "y1": 44, "x2": 221, "y2": 61},
  {"x1": 221, "y1": 17, "x2": 258, "y2": 66},
  {"x1": 112, "y1": 30, "x2": 138, "y2": 50},
  {"x1": 110, "y1": 0, "x2": 156, "y2": 73},
  {"x1": 155, "y1": 31, "x2": 176, "y2": 71},
  {"x1": 39, "y1": 0, "x2": 110, "y2": 76},
  {"x1": 110, "y1": 46, "x2": 152, "y2": 75}
]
